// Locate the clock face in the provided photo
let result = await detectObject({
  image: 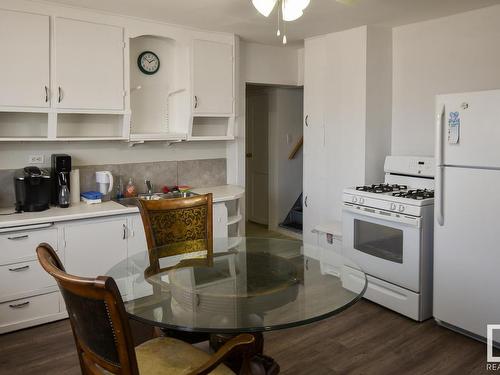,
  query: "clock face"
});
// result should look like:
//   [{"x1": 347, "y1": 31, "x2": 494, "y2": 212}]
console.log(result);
[{"x1": 138, "y1": 51, "x2": 160, "y2": 75}]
